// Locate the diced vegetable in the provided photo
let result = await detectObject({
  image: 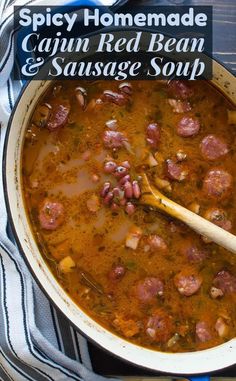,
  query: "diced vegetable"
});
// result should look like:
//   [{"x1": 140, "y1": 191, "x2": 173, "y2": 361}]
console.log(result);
[
  {"x1": 58, "y1": 256, "x2": 76, "y2": 273},
  {"x1": 125, "y1": 226, "x2": 142, "y2": 250}
]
